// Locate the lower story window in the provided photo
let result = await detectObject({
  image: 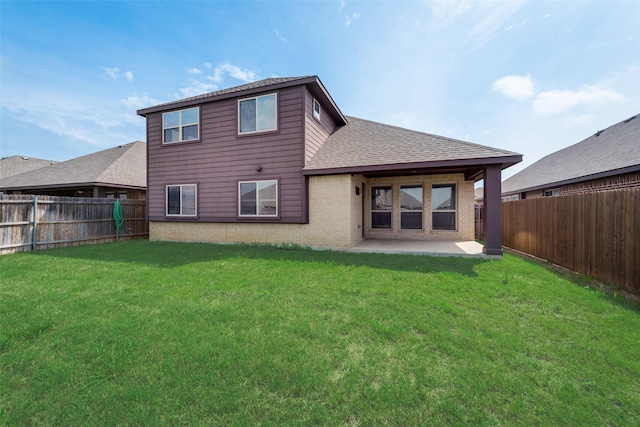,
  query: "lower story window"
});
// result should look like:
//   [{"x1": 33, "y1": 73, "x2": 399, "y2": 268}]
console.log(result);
[
  {"x1": 239, "y1": 180, "x2": 278, "y2": 217},
  {"x1": 400, "y1": 184, "x2": 423, "y2": 229},
  {"x1": 432, "y1": 184, "x2": 456, "y2": 230},
  {"x1": 371, "y1": 185, "x2": 392, "y2": 228},
  {"x1": 166, "y1": 184, "x2": 197, "y2": 216}
]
